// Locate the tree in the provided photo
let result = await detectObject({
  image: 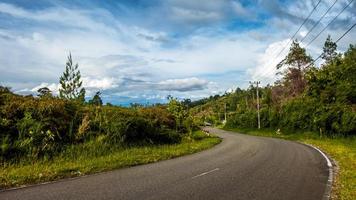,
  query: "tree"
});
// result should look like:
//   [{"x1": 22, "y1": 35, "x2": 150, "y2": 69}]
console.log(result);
[
  {"x1": 59, "y1": 53, "x2": 86, "y2": 102},
  {"x1": 167, "y1": 96, "x2": 186, "y2": 132},
  {"x1": 89, "y1": 91, "x2": 103, "y2": 106},
  {"x1": 263, "y1": 86, "x2": 273, "y2": 109},
  {"x1": 0, "y1": 86, "x2": 11, "y2": 95},
  {"x1": 321, "y1": 35, "x2": 338, "y2": 65},
  {"x1": 307, "y1": 45, "x2": 356, "y2": 104},
  {"x1": 130, "y1": 103, "x2": 143, "y2": 109},
  {"x1": 276, "y1": 40, "x2": 313, "y2": 96},
  {"x1": 277, "y1": 40, "x2": 313, "y2": 71},
  {"x1": 37, "y1": 87, "x2": 52, "y2": 98},
  {"x1": 182, "y1": 98, "x2": 192, "y2": 108}
]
